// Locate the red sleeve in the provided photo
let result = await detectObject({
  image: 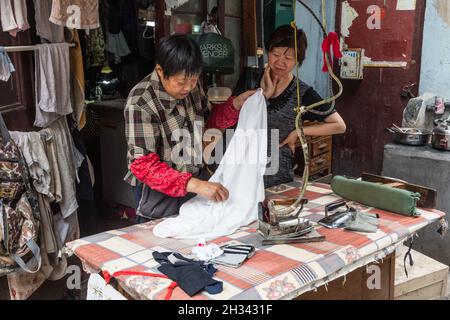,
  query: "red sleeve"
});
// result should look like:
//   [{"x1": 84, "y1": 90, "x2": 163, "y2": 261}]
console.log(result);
[
  {"x1": 207, "y1": 96, "x2": 240, "y2": 130},
  {"x1": 130, "y1": 153, "x2": 193, "y2": 198}
]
